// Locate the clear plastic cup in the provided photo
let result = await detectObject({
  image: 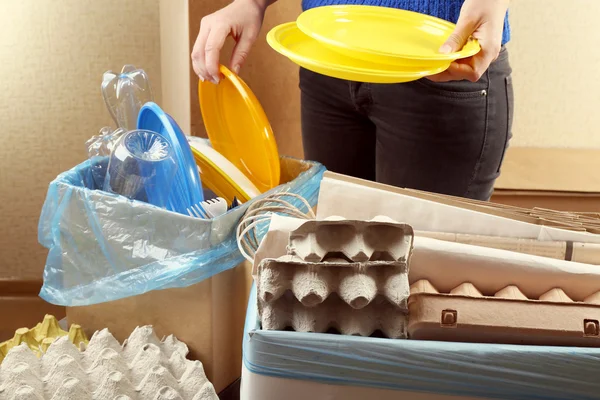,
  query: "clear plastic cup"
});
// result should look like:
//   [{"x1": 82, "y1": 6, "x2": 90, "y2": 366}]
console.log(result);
[{"x1": 103, "y1": 130, "x2": 177, "y2": 208}]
